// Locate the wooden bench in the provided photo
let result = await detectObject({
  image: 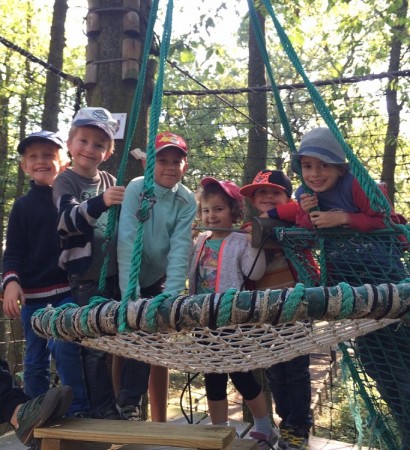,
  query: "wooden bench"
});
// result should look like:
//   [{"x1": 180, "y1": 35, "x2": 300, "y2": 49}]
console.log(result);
[
  {"x1": 169, "y1": 414, "x2": 252, "y2": 438},
  {"x1": 34, "y1": 419, "x2": 257, "y2": 450}
]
